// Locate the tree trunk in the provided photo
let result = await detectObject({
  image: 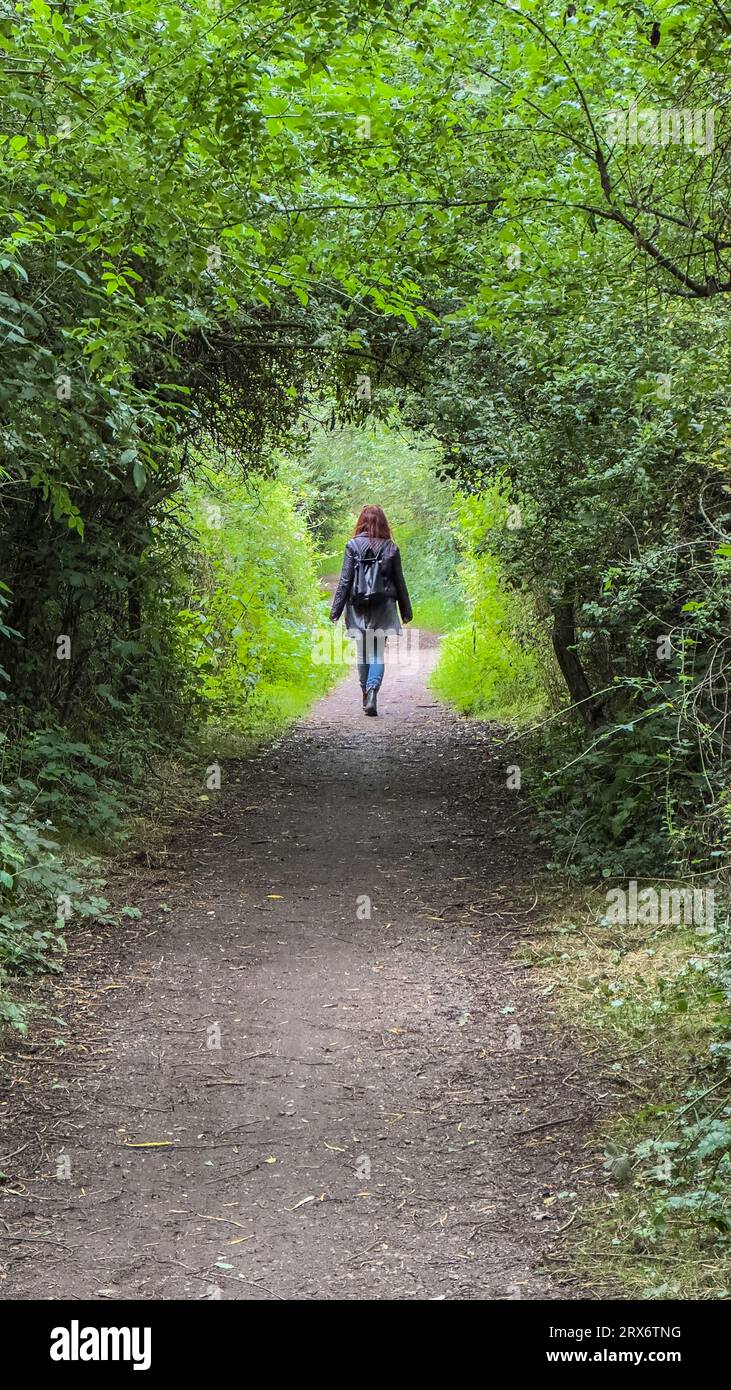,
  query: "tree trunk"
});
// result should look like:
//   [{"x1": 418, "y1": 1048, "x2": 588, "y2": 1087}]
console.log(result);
[{"x1": 551, "y1": 597, "x2": 604, "y2": 727}]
